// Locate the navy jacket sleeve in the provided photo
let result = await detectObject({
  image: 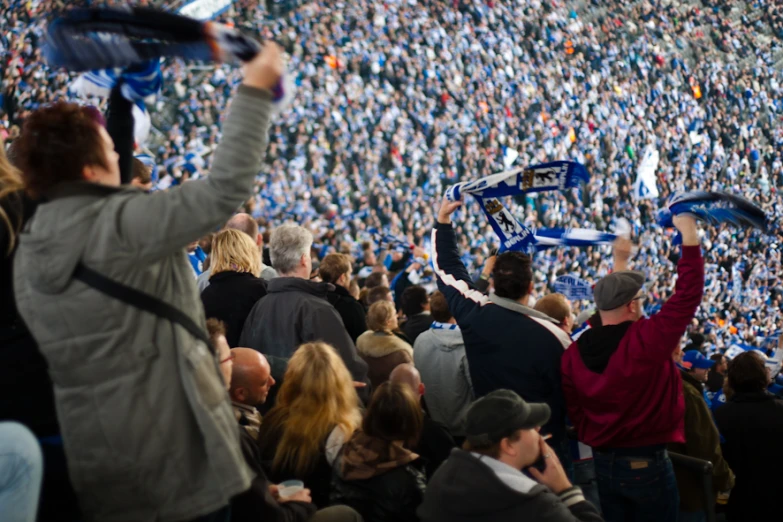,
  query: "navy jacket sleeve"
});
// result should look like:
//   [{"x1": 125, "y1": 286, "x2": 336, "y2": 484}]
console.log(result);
[{"x1": 431, "y1": 223, "x2": 488, "y2": 323}]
